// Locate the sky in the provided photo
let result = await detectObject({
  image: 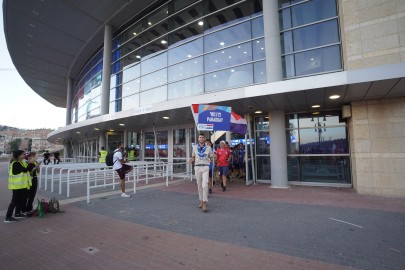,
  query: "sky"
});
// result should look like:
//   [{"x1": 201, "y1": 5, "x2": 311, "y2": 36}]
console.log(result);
[{"x1": 0, "y1": 11, "x2": 66, "y2": 130}]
